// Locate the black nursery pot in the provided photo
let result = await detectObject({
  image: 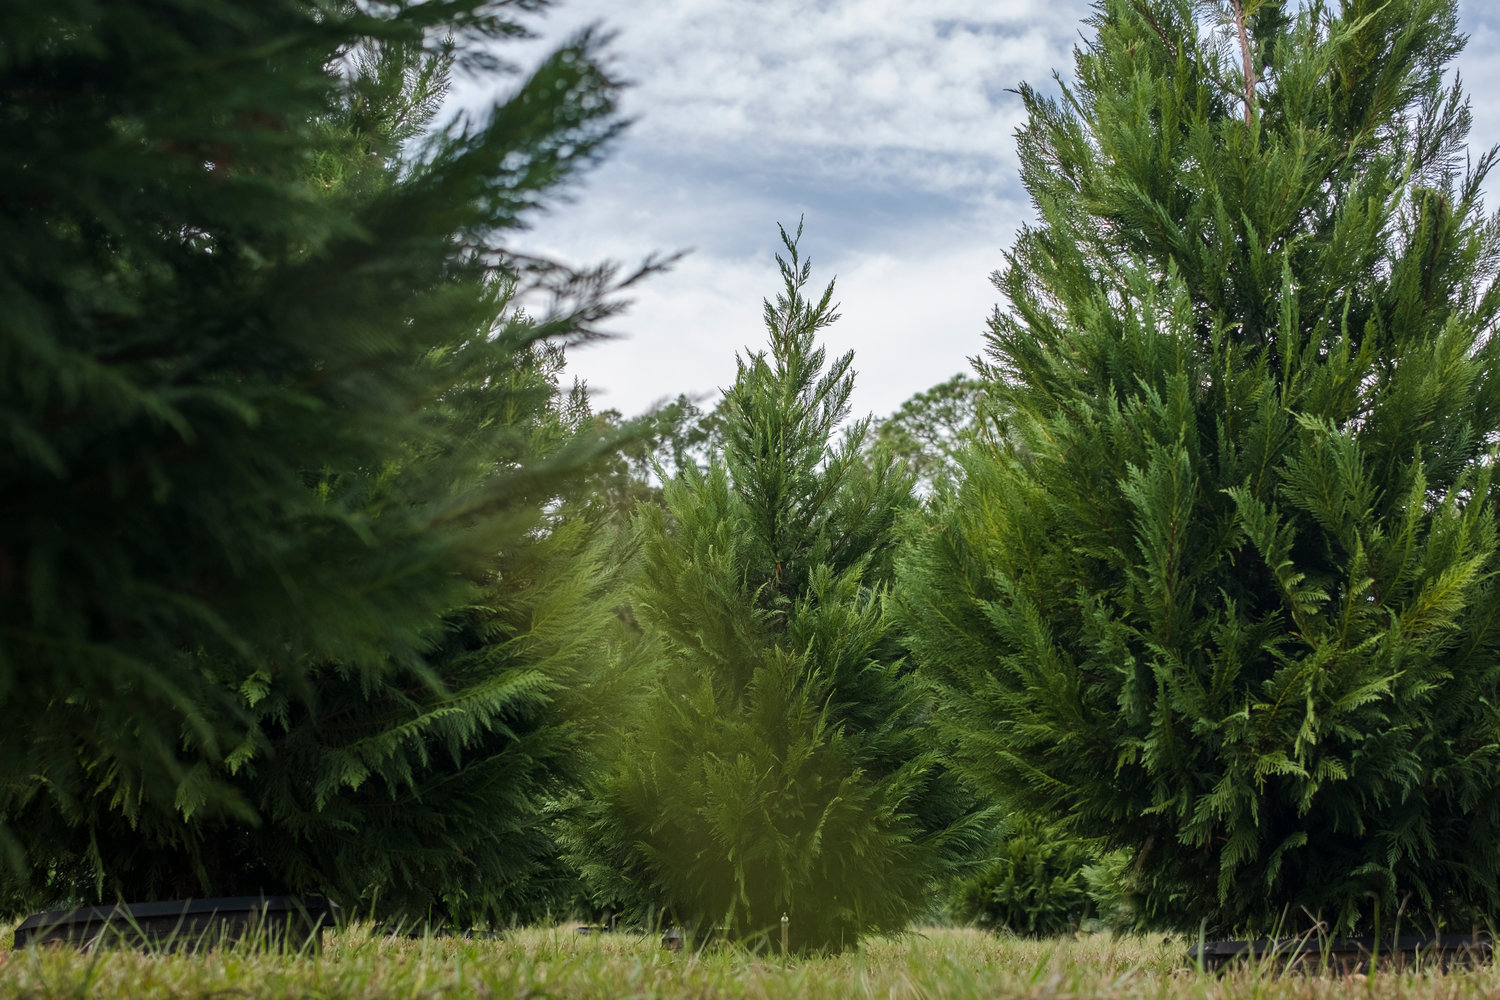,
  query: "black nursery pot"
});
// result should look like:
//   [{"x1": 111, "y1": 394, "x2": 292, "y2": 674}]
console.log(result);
[
  {"x1": 12, "y1": 896, "x2": 338, "y2": 952},
  {"x1": 1188, "y1": 934, "x2": 1493, "y2": 974}
]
